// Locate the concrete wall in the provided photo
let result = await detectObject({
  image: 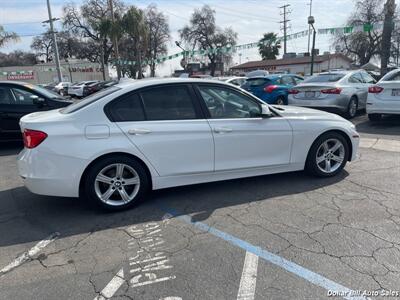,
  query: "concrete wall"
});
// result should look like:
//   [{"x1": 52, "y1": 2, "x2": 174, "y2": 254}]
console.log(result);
[{"x1": 0, "y1": 61, "x2": 109, "y2": 84}]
